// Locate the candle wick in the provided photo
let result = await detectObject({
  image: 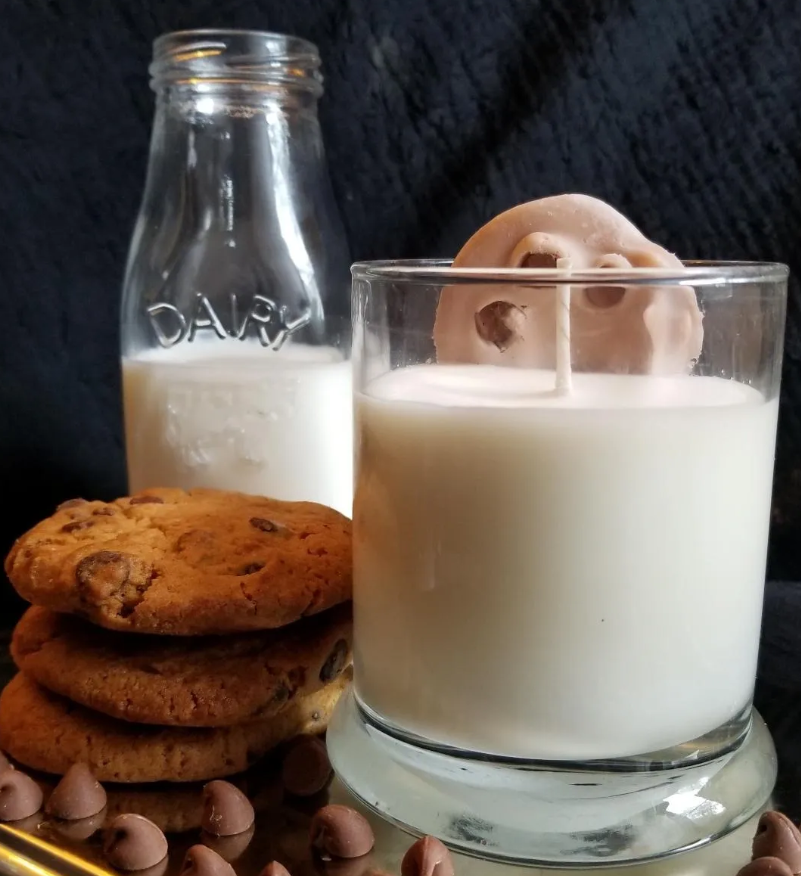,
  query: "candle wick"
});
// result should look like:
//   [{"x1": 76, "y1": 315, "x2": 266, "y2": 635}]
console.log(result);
[{"x1": 555, "y1": 257, "x2": 573, "y2": 395}]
